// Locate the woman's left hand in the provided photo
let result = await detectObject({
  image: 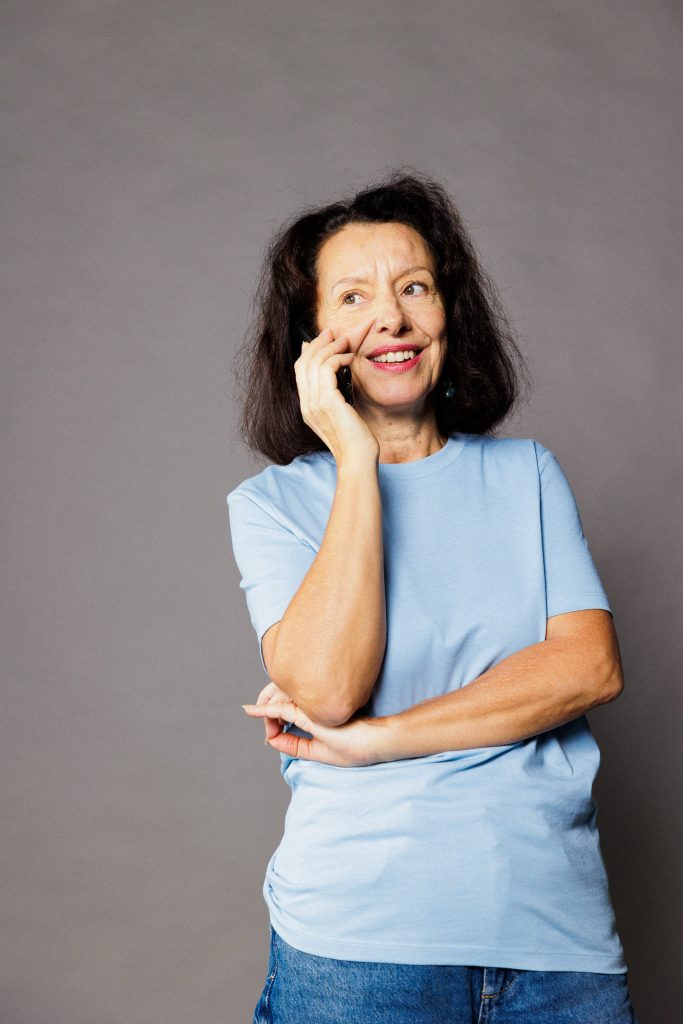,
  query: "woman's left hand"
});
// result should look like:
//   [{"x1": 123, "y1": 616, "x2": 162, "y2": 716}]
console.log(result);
[{"x1": 241, "y1": 684, "x2": 391, "y2": 767}]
